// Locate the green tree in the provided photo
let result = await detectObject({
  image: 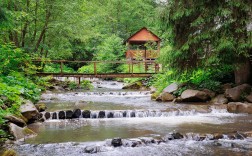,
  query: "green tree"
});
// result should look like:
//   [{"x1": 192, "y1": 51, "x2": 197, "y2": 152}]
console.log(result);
[{"x1": 160, "y1": 0, "x2": 251, "y2": 71}]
